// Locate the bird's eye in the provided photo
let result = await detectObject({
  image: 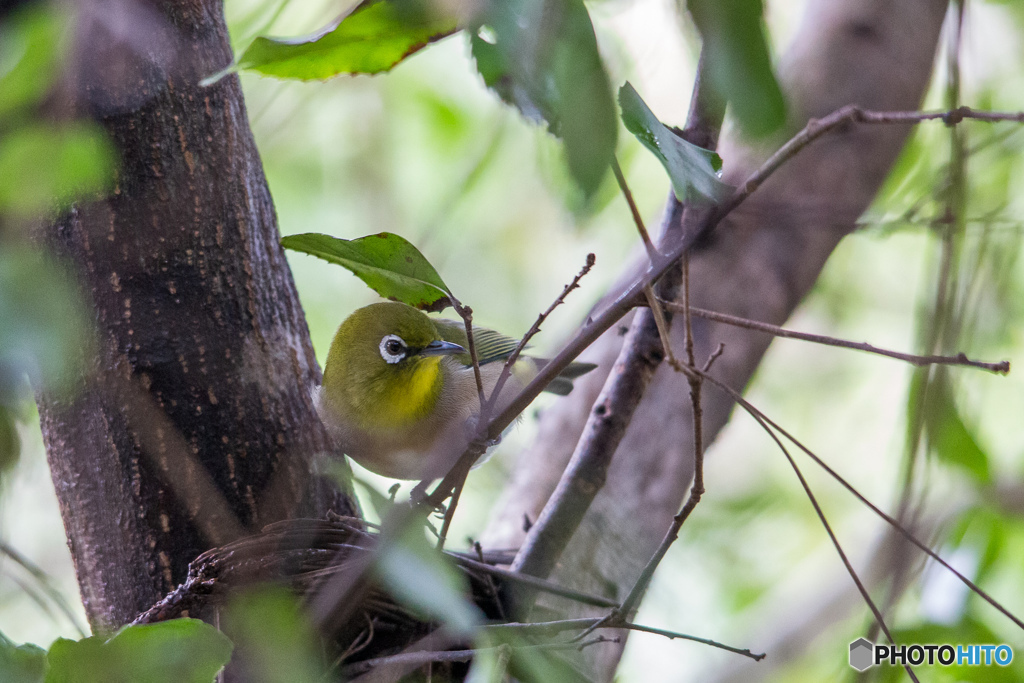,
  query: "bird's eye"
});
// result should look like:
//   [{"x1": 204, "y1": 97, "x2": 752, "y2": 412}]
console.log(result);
[{"x1": 379, "y1": 335, "x2": 407, "y2": 364}]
